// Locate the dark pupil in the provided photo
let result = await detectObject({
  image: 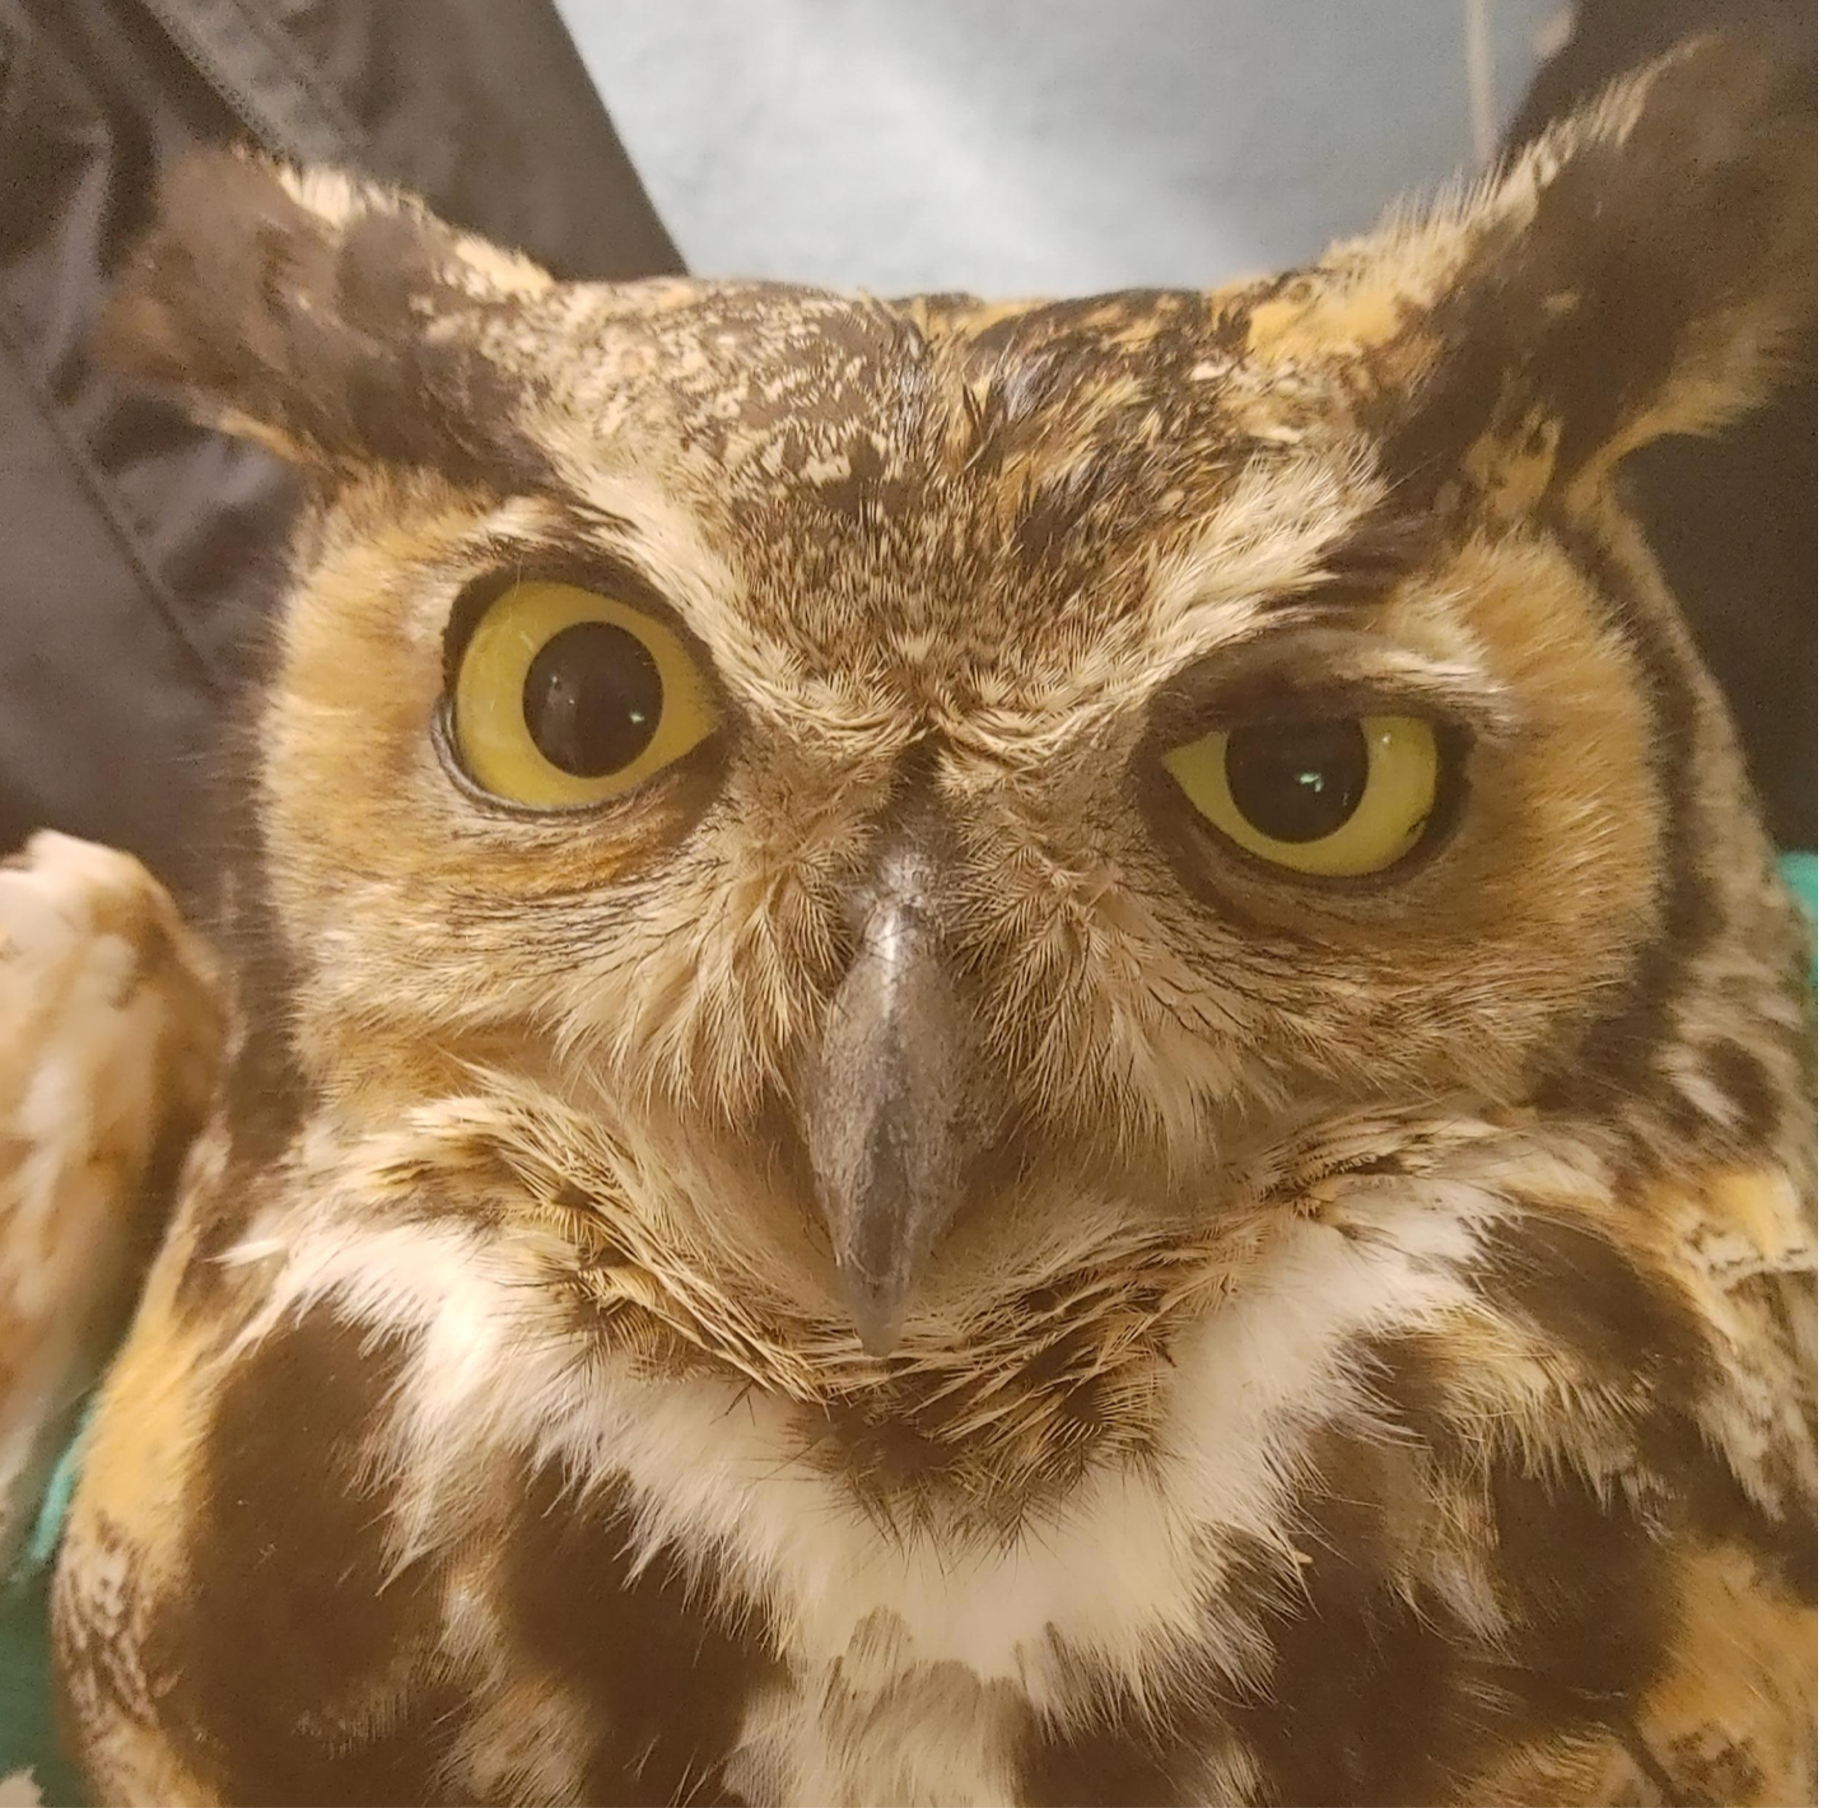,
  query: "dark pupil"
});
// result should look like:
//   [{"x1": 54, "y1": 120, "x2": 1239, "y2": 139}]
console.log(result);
[
  {"x1": 1224, "y1": 718, "x2": 1368, "y2": 843},
  {"x1": 522, "y1": 621, "x2": 663, "y2": 777}
]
